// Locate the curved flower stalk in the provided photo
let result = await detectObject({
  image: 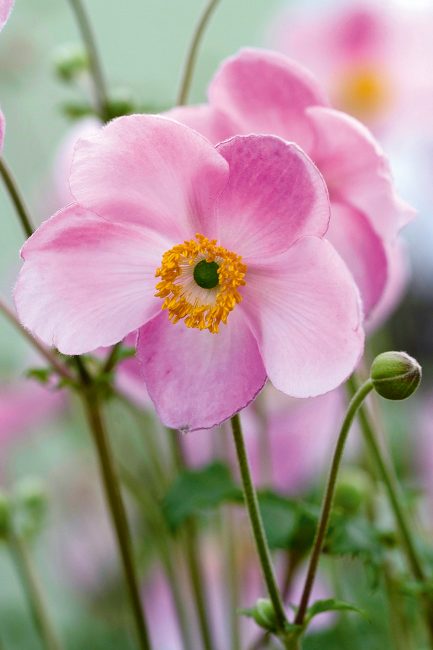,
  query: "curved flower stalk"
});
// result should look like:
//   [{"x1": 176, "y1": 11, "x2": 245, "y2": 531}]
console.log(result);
[
  {"x1": 166, "y1": 48, "x2": 414, "y2": 323},
  {"x1": 14, "y1": 115, "x2": 364, "y2": 432}
]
